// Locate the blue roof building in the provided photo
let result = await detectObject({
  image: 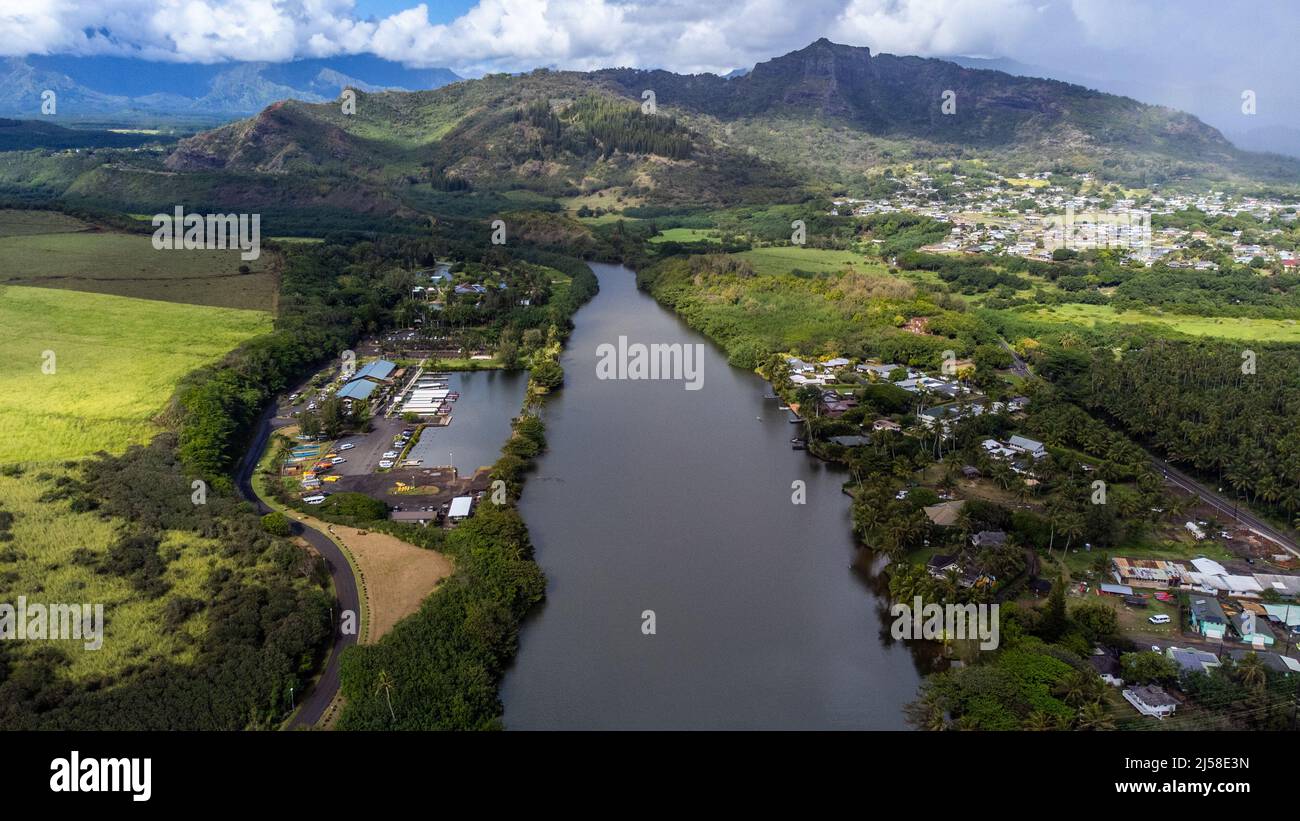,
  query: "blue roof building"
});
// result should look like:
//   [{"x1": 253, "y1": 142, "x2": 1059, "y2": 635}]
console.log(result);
[
  {"x1": 337, "y1": 379, "x2": 379, "y2": 401},
  {"x1": 353, "y1": 359, "x2": 396, "y2": 382}
]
